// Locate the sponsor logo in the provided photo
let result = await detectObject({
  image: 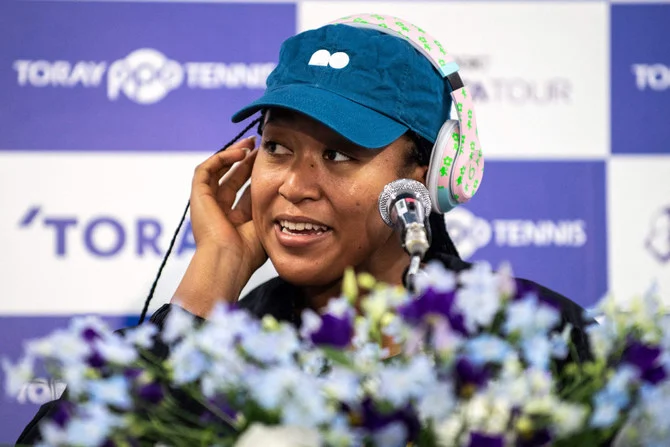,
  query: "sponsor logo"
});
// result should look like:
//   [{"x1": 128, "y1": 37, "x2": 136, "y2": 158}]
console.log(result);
[
  {"x1": 12, "y1": 48, "x2": 276, "y2": 104},
  {"x1": 18, "y1": 206, "x2": 195, "y2": 258},
  {"x1": 646, "y1": 206, "x2": 670, "y2": 263},
  {"x1": 17, "y1": 378, "x2": 66, "y2": 405},
  {"x1": 631, "y1": 63, "x2": 670, "y2": 91},
  {"x1": 444, "y1": 208, "x2": 587, "y2": 259},
  {"x1": 454, "y1": 54, "x2": 572, "y2": 105}
]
